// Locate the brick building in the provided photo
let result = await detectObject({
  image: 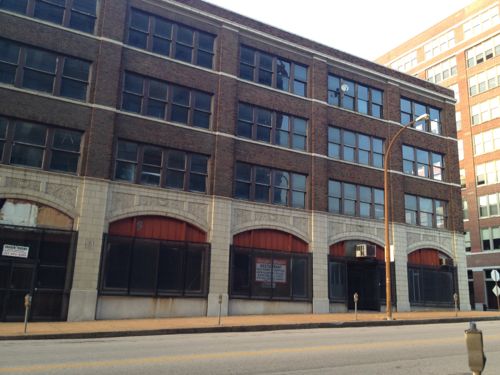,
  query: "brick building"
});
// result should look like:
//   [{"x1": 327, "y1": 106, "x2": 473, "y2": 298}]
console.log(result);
[
  {"x1": 377, "y1": 0, "x2": 499, "y2": 310},
  {"x1": 0, "y1": 0, "x2": 465, "y2": 322}
]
